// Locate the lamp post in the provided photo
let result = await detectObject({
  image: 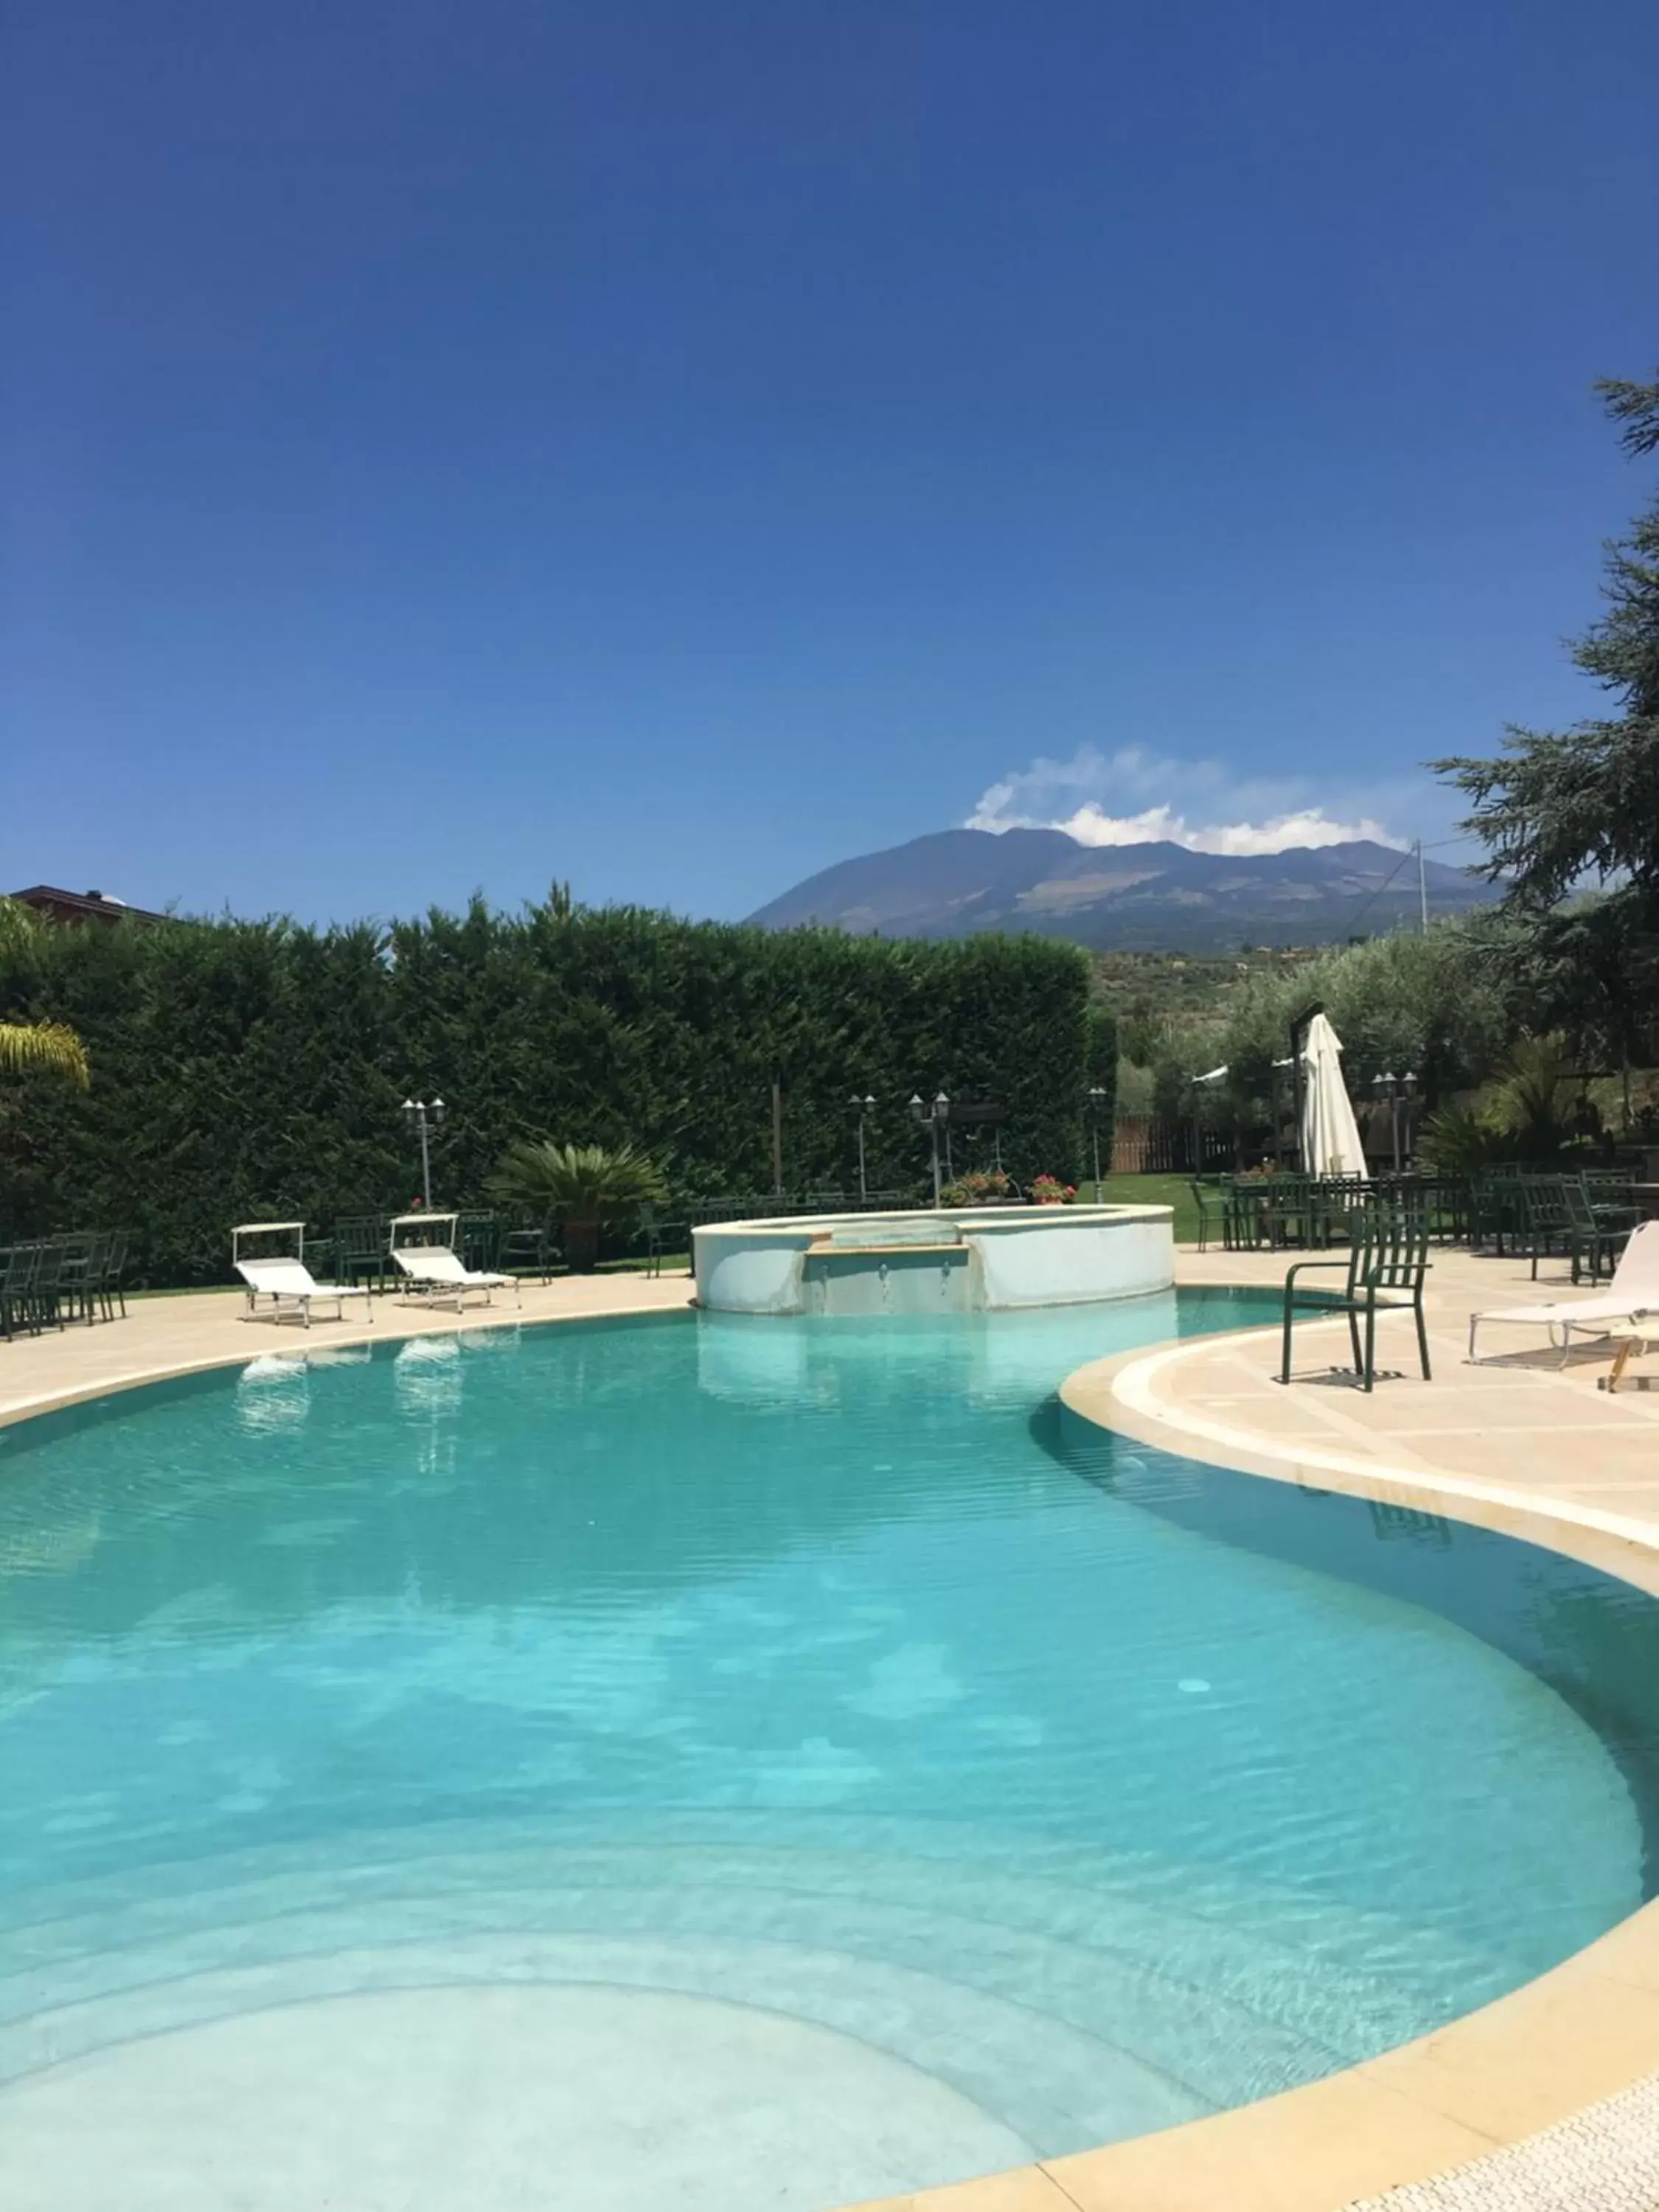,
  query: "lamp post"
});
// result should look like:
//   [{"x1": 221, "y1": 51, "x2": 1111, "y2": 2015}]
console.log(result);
[
  {"x1": 401, "y1": 1096, "x2": 447, "y2": 1208},
  {"x1": 908, "y1": 1091, "x2": 950, "y2": 1207},
  {"x1": 1369, "y1": 1071, "x2": 1417, "y2": 1174},
  {"x1": 849, "y1": 1093, "x2": 875, "y2": 1203},
  {"x1": 1086, "y1": 1085, "x2": 1108, "y2": 1200}
]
